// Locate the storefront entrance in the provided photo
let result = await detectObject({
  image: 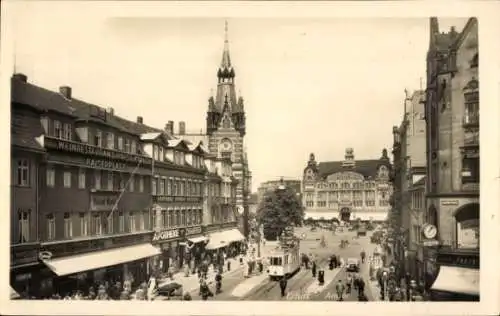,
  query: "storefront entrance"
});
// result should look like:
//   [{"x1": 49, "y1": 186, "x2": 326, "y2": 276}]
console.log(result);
[{"x1": 340, "y1": 207, "x2": 351, "y2": 222}]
